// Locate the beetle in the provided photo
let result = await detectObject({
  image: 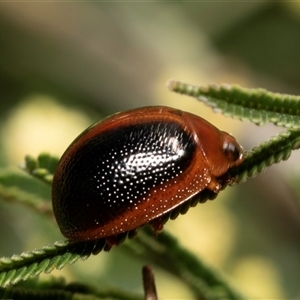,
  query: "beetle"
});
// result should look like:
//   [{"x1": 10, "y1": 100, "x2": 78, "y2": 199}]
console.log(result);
[{"x1": 52, "y1": 106, "x2": 243, "y2": 245}]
